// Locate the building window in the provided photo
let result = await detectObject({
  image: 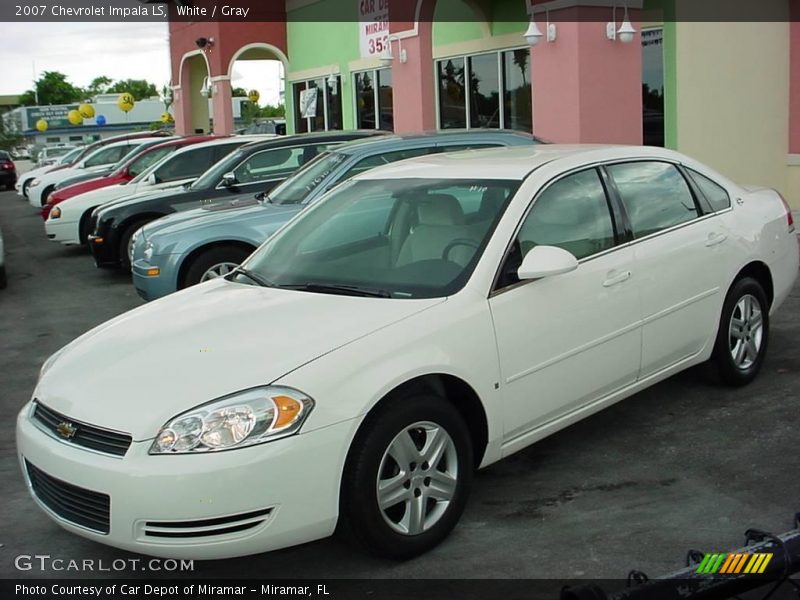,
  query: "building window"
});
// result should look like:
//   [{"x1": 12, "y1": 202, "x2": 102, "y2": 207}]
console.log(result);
[
  {"x1": 354, "y1": 68, "x2": 393, "y2": 131},
  {"x1": 292, "y1": 77, "x2": 343, "y2": 133},
  {"x1": 436, "y1": 48, "x2": 532, "y2": 133},
  {"x1": 642, "y1": 28, "x2": 664, "y2": 147}
]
